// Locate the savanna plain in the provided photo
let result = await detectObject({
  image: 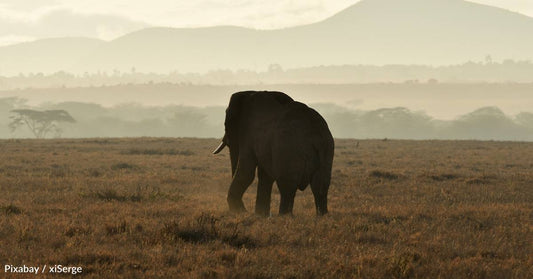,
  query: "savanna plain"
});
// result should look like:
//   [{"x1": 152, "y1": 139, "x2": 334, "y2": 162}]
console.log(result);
[{"x1": 0, "y1": 138, "x2": 531, "y2": 278}]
